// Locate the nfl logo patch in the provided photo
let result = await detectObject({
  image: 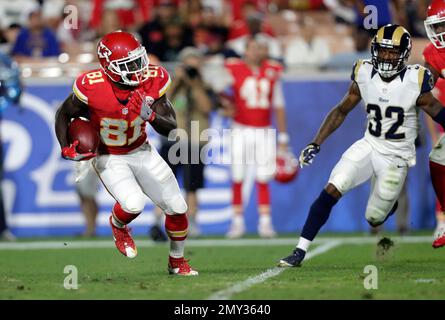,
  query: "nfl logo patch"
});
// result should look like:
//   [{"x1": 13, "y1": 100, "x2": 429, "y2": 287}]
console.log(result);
[{"x1": 122, "y1": 108, "x2": 128, "y2": 115}]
